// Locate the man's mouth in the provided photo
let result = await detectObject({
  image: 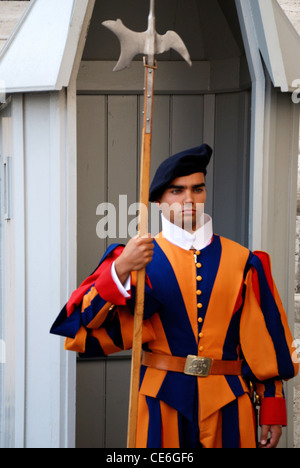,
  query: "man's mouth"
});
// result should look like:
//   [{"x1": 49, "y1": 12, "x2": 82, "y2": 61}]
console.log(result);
[
  {"x1": 182, "y1": 211, "x2": 196, "y2": 216},
  {"x1": 182, "y1": 207, "x2": 196, "y2": 215}
]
